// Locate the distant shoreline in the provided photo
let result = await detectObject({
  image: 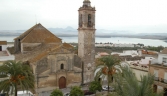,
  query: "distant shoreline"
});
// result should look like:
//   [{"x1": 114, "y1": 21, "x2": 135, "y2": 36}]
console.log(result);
[{"x1": 1, "y1": 35, "x2": 167, "y2": 43}]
